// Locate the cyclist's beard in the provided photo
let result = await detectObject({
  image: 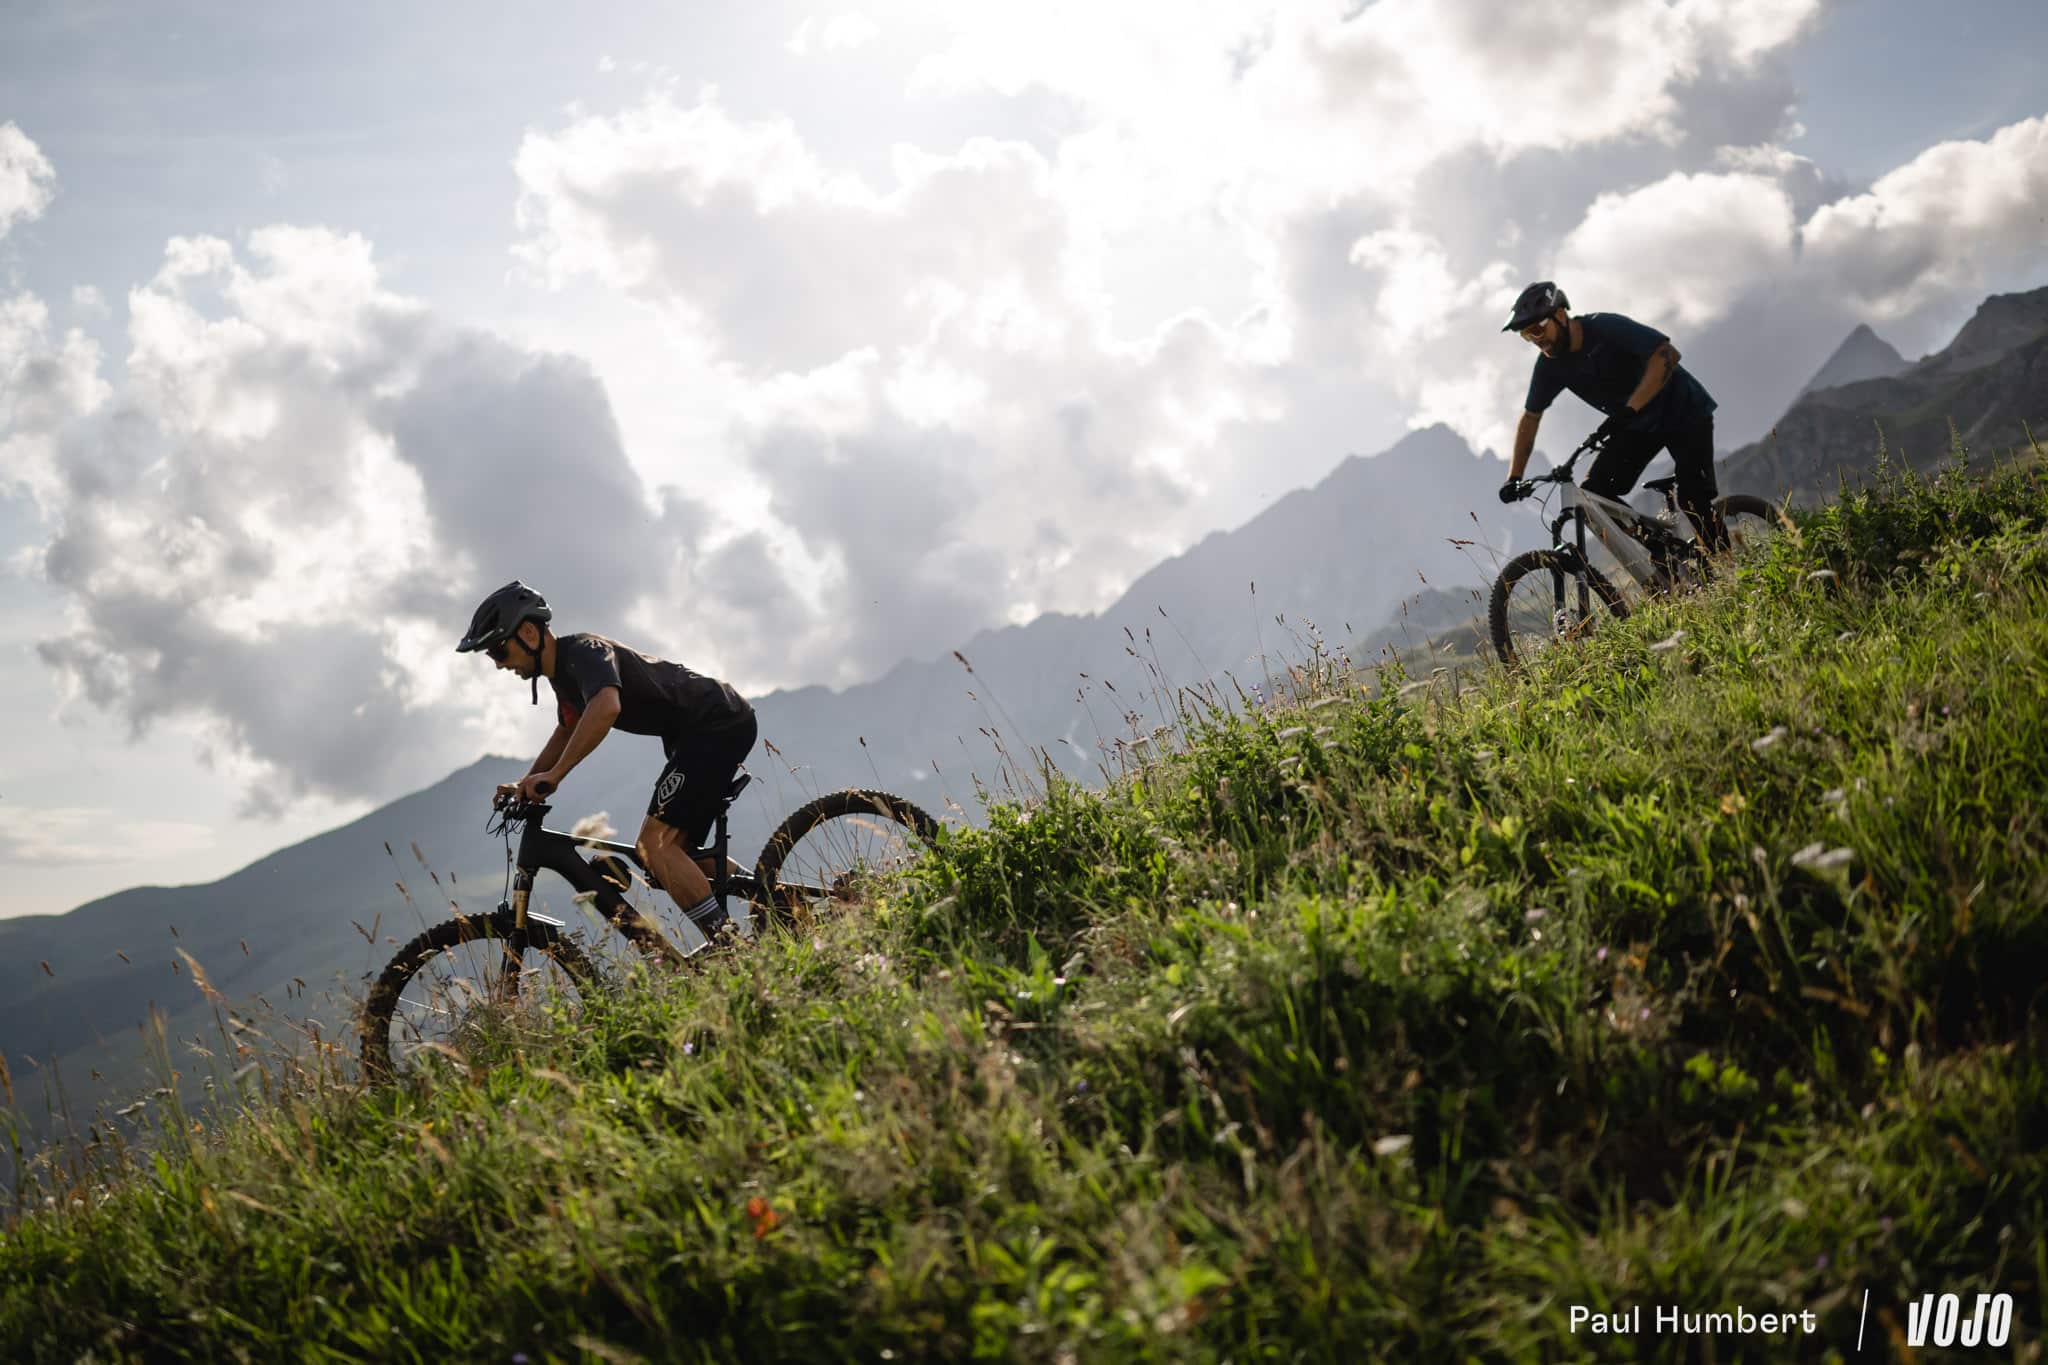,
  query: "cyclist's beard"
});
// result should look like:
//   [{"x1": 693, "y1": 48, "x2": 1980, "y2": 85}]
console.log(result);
[{"x1": 1539, "y1": 318, "x2": 1566, "y2": 359}]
